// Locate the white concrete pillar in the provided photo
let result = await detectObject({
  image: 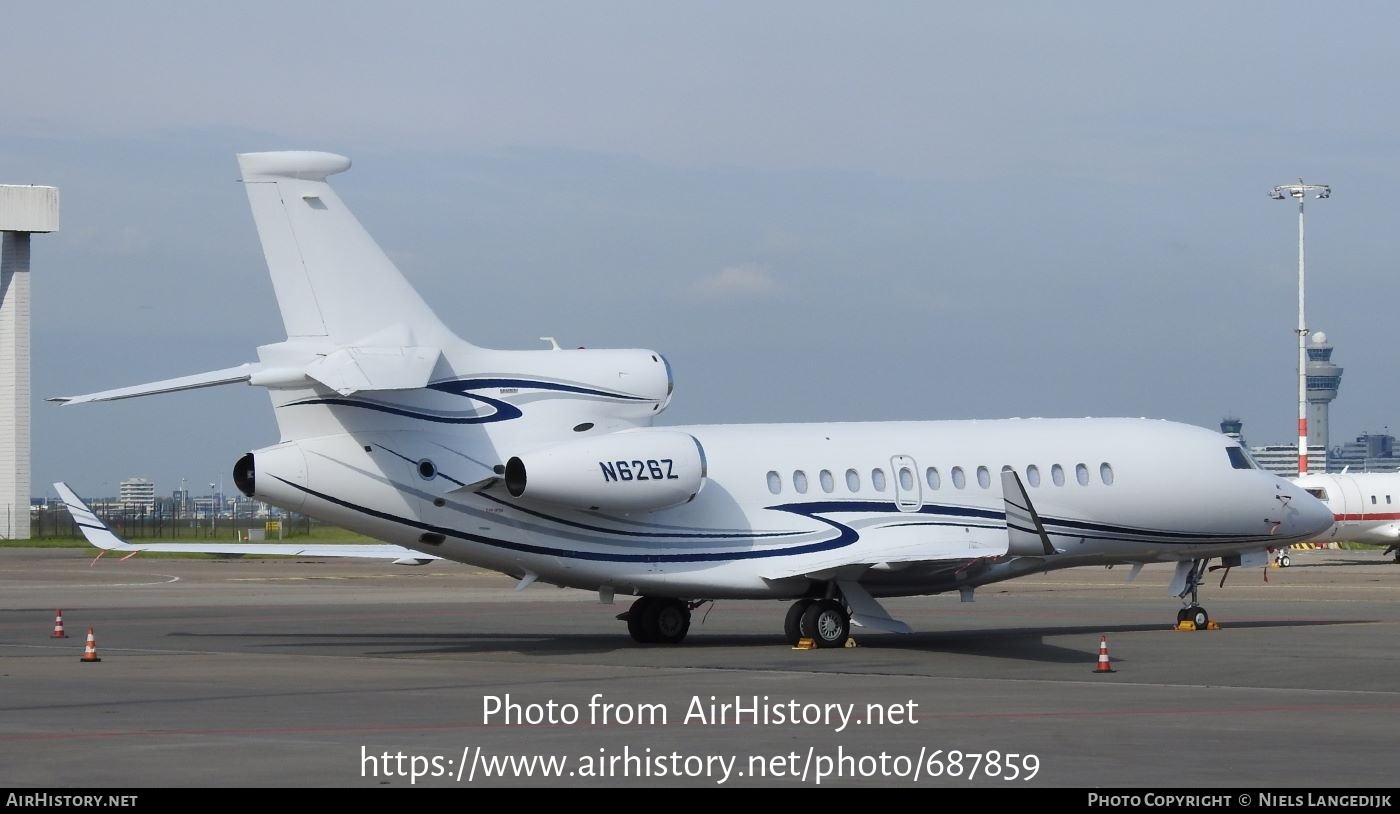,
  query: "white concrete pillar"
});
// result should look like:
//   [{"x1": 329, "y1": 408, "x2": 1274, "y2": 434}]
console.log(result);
[{"x1": 0, "y1": 232, "x2": 30, "y2": 539}]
